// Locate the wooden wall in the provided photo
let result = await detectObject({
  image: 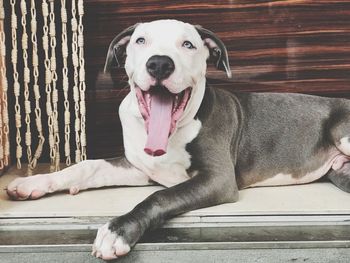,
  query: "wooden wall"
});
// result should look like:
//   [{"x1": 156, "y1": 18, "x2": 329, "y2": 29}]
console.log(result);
[
  {"x1": 84, "y1": 0, "x2": 350, "y2": 159},
  {"x1": 3, "y1": 1, "x2": 350, "y2": 164}
]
